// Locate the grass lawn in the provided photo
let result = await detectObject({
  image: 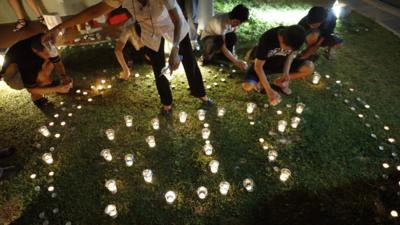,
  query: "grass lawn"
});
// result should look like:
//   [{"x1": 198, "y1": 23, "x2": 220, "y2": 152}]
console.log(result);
[{"x1": 1, "y1": 0, "x2": 400, "y2": 224}]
